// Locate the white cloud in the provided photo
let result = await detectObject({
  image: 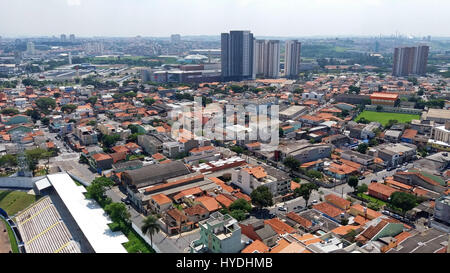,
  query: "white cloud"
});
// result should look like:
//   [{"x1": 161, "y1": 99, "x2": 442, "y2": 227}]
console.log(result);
[{"x1": 67, "y1": 0, "x2": 81, "y2": 6}]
